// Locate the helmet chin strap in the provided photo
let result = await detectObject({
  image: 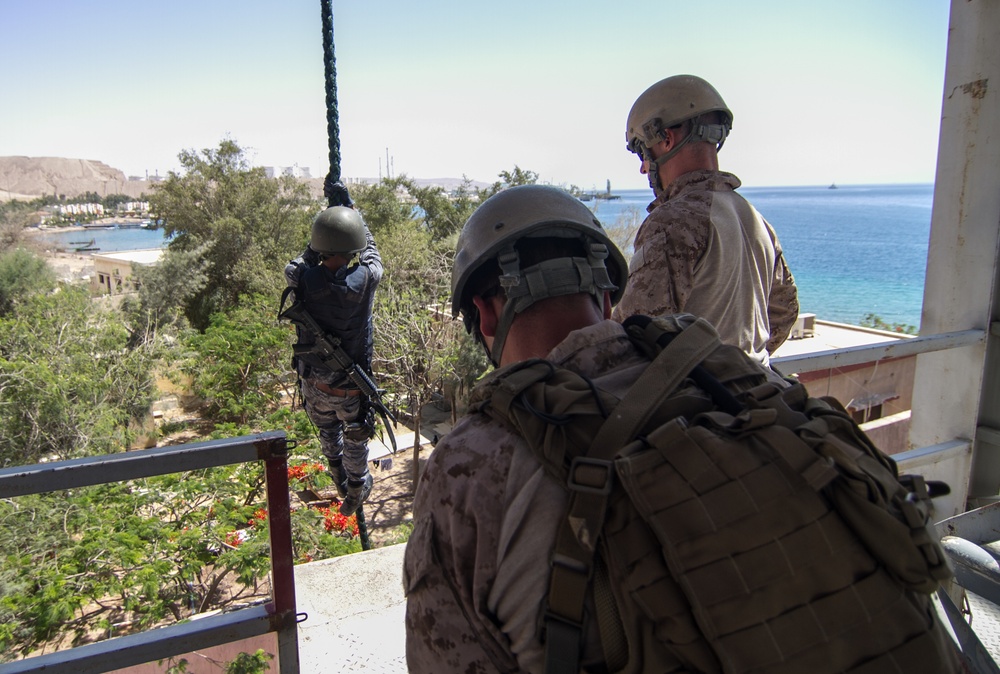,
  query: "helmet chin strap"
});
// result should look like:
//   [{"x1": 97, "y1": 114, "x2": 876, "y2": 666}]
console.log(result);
[
  {"x1": 642, "y1": 115, "x2": 730, "y2": 199},
  {"x1": 484, "y1": 243, "x2": 617, "y2": 368}
]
